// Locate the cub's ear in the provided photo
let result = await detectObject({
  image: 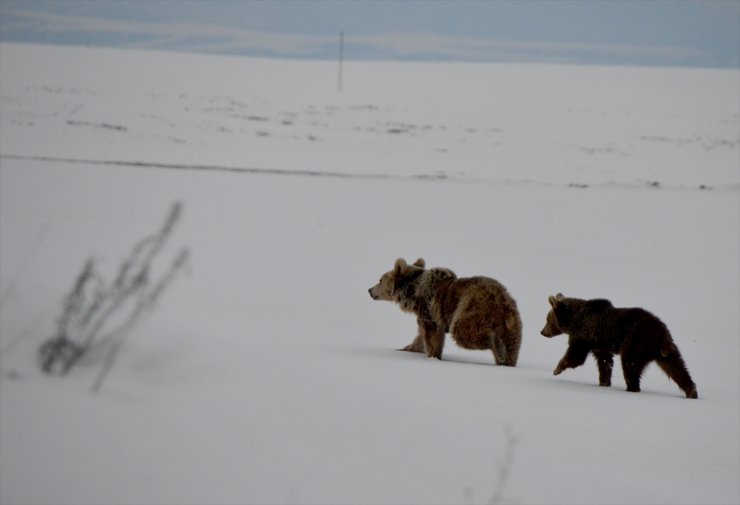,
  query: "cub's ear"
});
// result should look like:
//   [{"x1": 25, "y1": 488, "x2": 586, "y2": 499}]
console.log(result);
[
  {"x1": 548, "y1": 294, "x2": 563, "y2": 307},
  {"x1": 393, "y1": 258, "x2": 408, "y2": 274},
  {"x1": 412, "y1": 258, "x2": 425, "y2": 268}
]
